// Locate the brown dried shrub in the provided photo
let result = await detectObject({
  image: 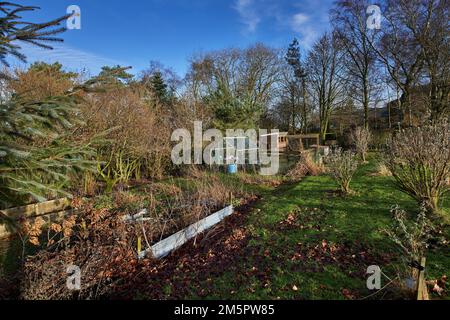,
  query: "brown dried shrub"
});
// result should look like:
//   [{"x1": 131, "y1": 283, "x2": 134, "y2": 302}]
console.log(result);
[
  {"x1": 113, "y1": 191, "x2": 148, "y2": 211},
  {"x1": 20, "y1": 203, "x2": 141, "y2": 300},
  {"x1": 371, "y1": 163, "x2": 393, "y2": 177},
  {"x1": 350, "y1": 127, "x2": 372, "y2": 162},
  {"x1": 151, "y1": 182, "x2": 183, "y2": 197},
  {"x1": 185, "y1": 165, "x2": 208, "y2": 180},
  {"x1": 386, "y1": 119, "x2": 450, "y2": 213},
  {"x1": 237, "y1": 173, "x2": 283, "y2": 187},
  {"x1": 78, "y1": 84, "x2": 172, "y2": 184},
  {"x1": 325, "y1": 148, "x2": 359, "y2": 195},
  {"x1": 7, "y1": 63, "x2": 78, "y2": 102},
  {"x1": 287, "y1": 152, "x2": 322, "y2": 182},
  {"x1": 20, "y1": 175, "x2": 245, "y2": 300}
]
